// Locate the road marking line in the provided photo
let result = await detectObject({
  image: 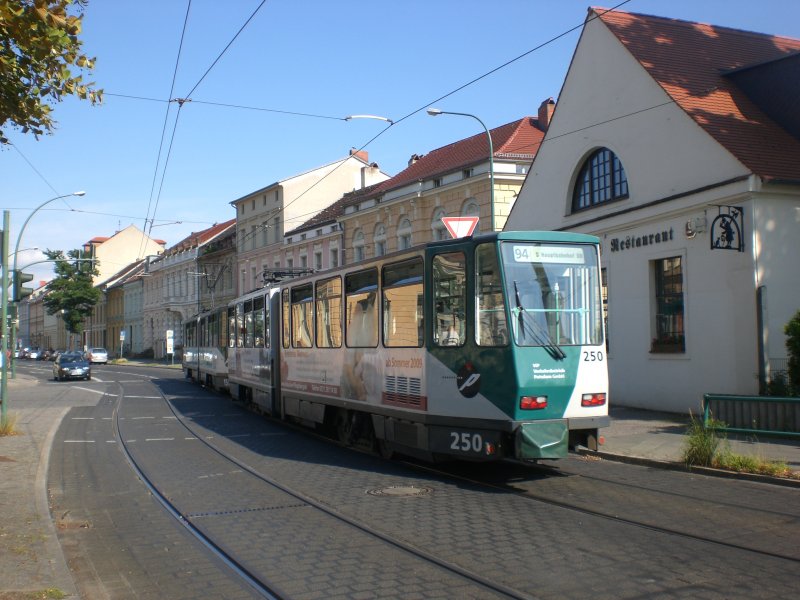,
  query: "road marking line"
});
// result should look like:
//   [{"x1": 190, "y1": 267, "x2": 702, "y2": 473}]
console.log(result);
[
  {"x1": 125, "y1": 395, "x2": 162, "y2": 399},
  {"x1": 132, "y1": 416, "x2": 155, "y2": 420},
  {"x1": 184, "y1": 437, "x2": 197, "y2": 440},
  {"x1": 64, "y1": 440, "x2": 95, "y2": 443},
  {"x1": 106, "y1": 440, "x2": 116, "y2": 443},
  {"x1": 145, "y1": 438, "x2": 175, "y2": 441},
  {"x1": 71, "y1": 417, "x2": 94, "y2": 420},
  {"x1": 73, "y1": 387, "x2": 105, "y2": 395}
]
